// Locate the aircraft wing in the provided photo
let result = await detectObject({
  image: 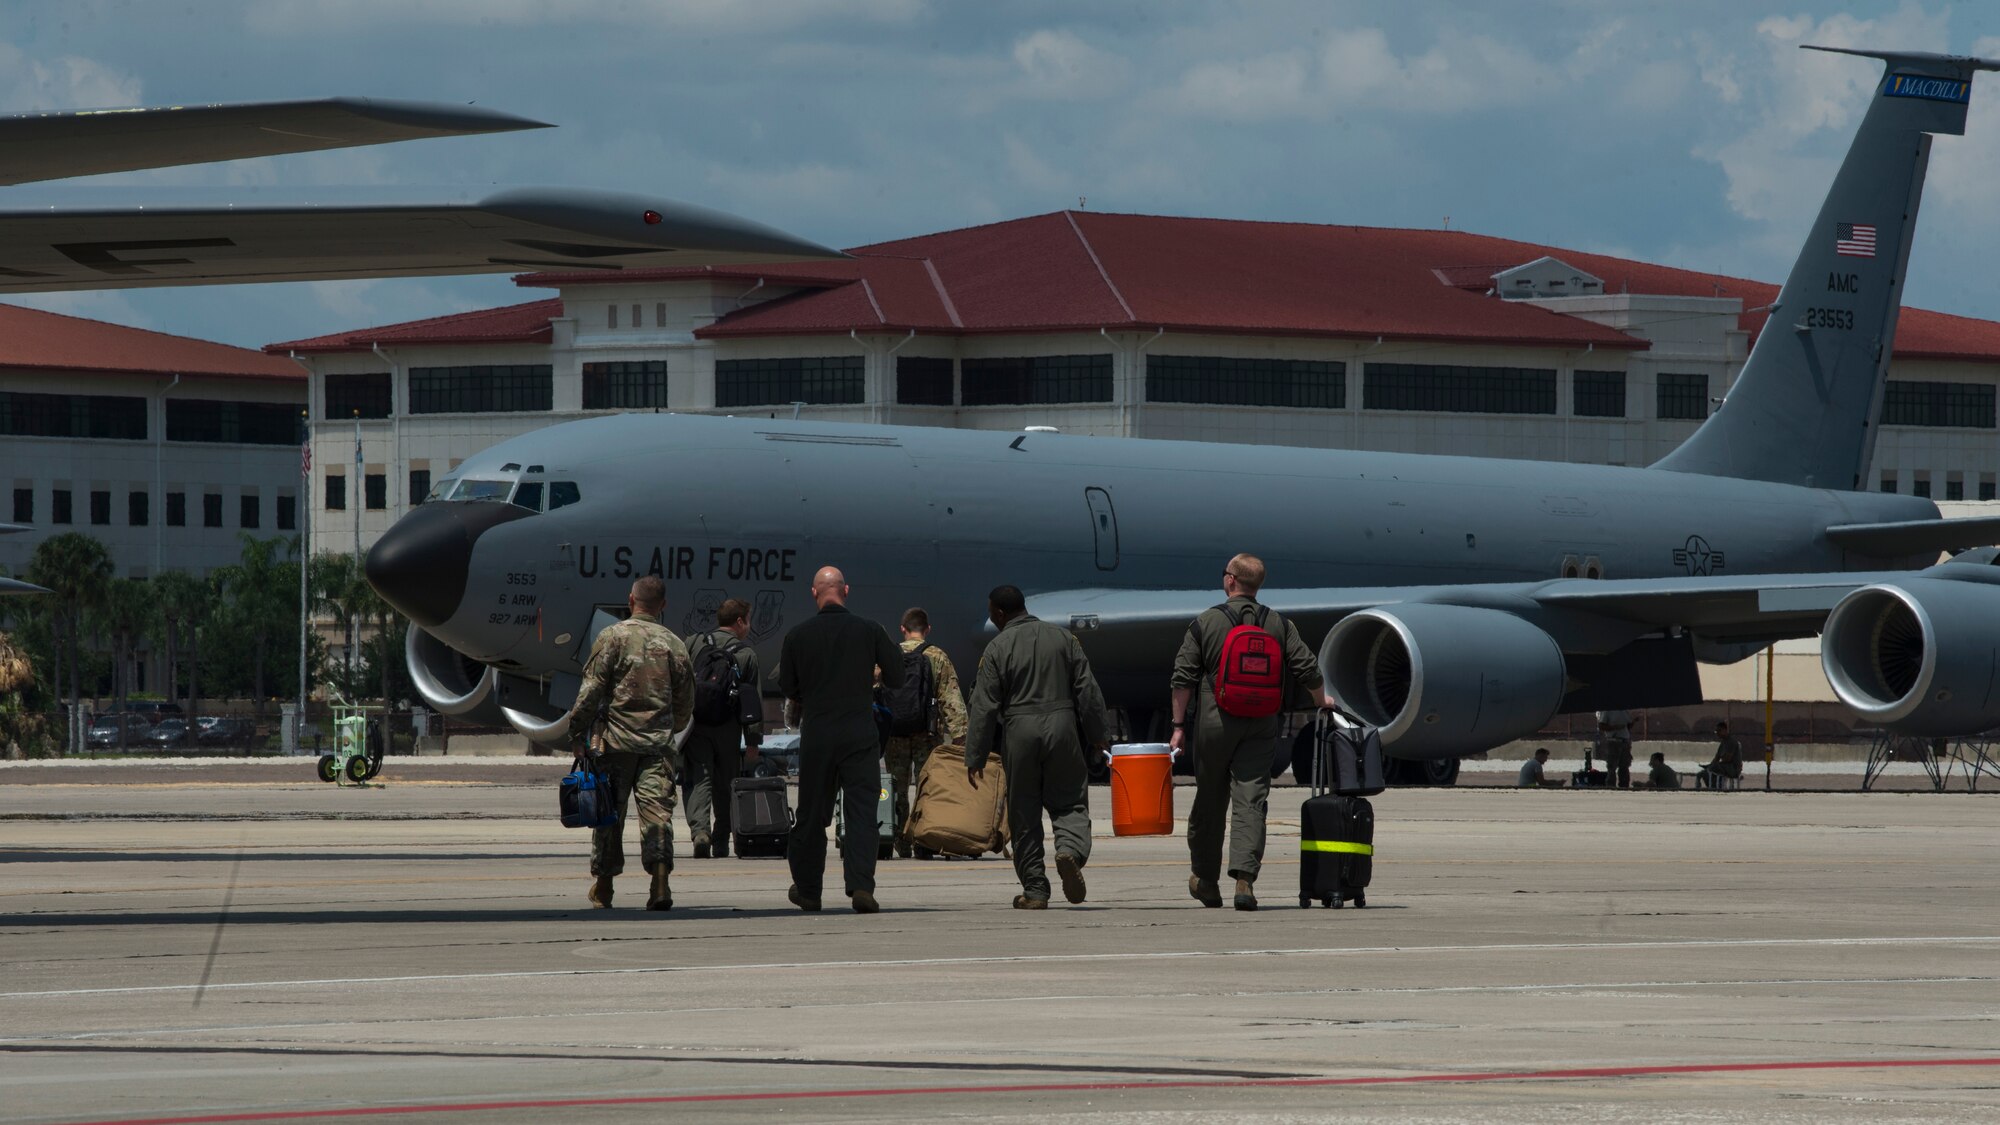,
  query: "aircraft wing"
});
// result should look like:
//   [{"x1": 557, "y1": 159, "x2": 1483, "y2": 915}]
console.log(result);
[
  {"x1": 0, "y1": 98, "x2": 549, "y2": 186},
  {"x1": 0, "y1": 577, "x2": 48, "y2": 595},
  {"x1": 0, "y1": 188, "x2": 844, "y2": 292}
]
